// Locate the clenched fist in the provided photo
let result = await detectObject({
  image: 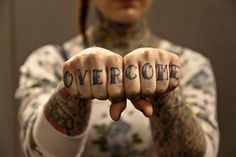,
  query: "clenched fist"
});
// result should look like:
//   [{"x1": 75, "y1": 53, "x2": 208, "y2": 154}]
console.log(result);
[
  {"x1": 63, "y1": 47, "x2": 126, "y2": 120},
  {"x1": 63, "y1": 47, "x2": 181, "y2": 121},
  {"x1": 123, "y1": 48, "x2": 181, "y2": 117},
  {"x1": 63, "y1": 47, "x2": 125, "y2": 99}
]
